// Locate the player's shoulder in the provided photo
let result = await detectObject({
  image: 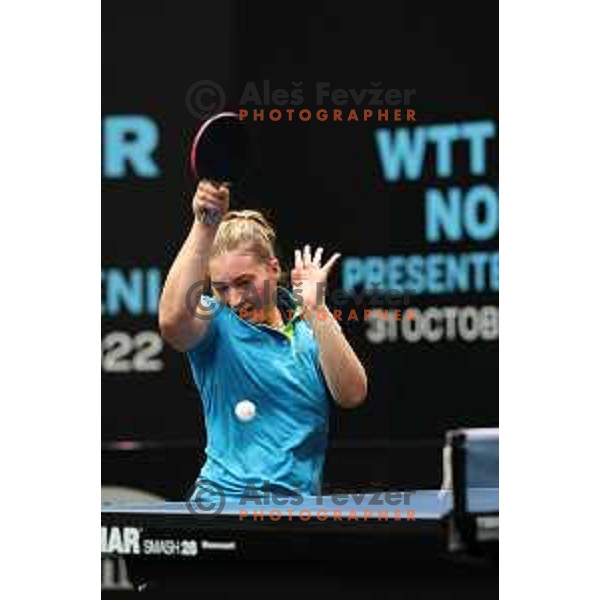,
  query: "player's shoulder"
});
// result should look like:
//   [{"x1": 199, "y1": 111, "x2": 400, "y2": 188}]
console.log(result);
[
  {"x1": 192, "y1": 294, "x2": 230, "y2": 322},
  {"x1": 186, "y1": 294, "x2": 232, "y2": 355}
]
